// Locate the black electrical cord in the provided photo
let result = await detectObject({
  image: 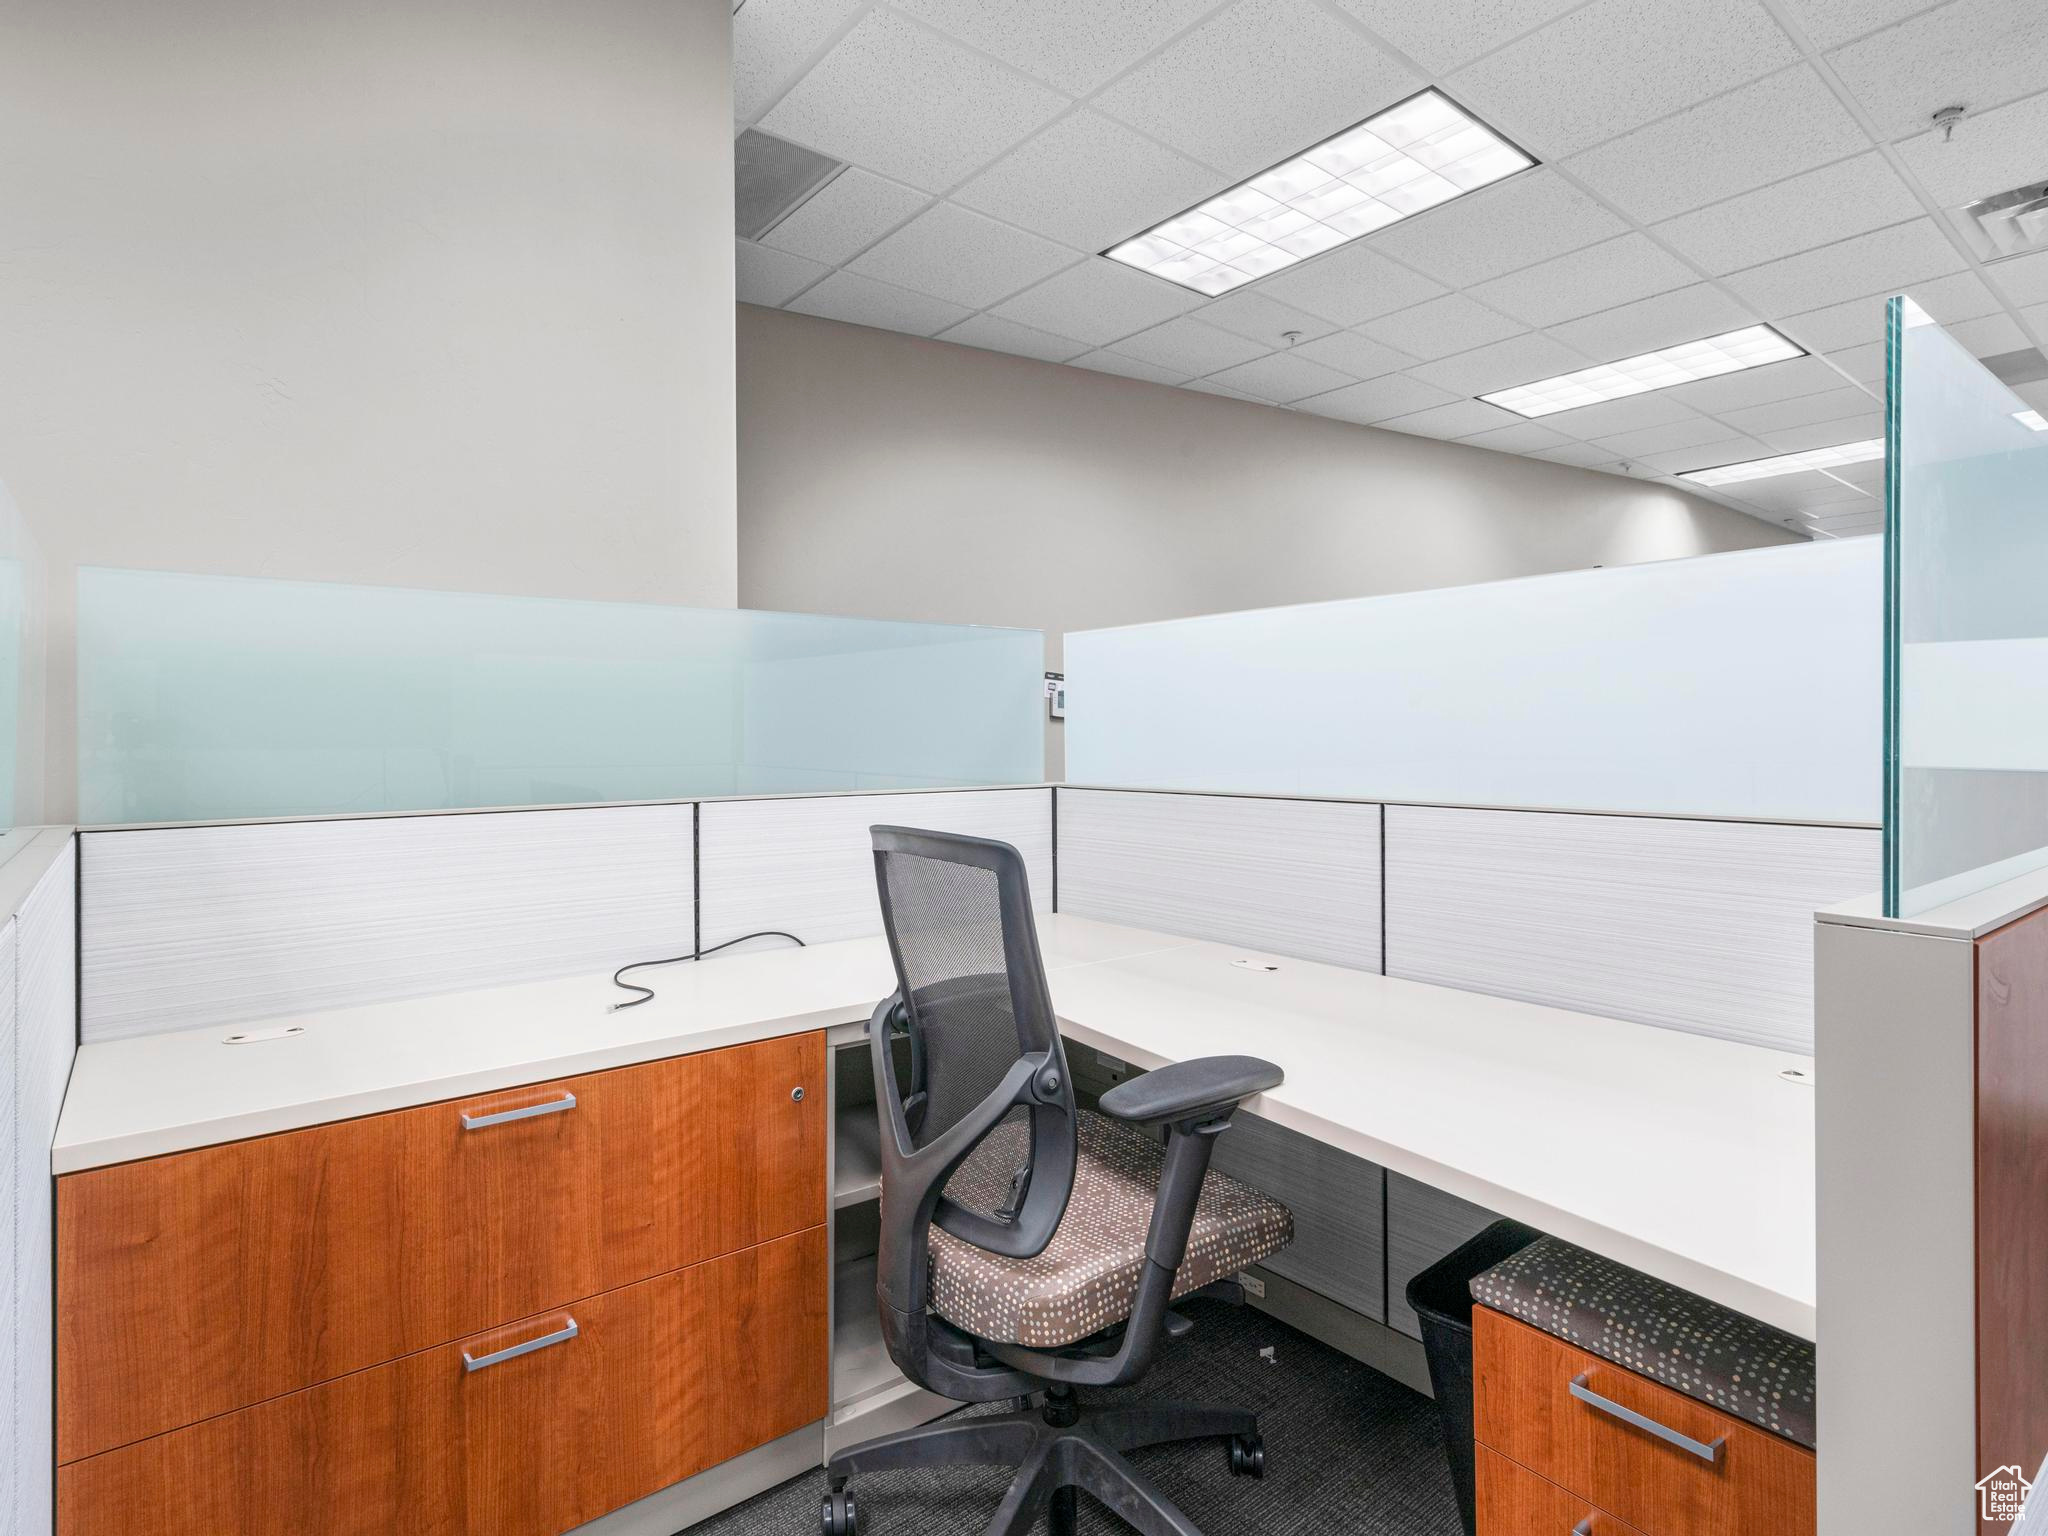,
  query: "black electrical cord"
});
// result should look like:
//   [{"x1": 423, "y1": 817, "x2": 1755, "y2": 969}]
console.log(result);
[{"x1": 607, "y1": 930, "x2": 807, "y2": 1012}]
